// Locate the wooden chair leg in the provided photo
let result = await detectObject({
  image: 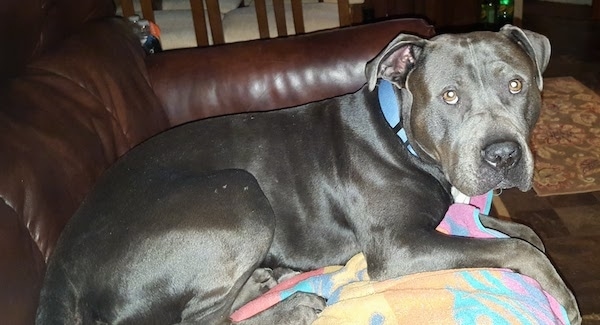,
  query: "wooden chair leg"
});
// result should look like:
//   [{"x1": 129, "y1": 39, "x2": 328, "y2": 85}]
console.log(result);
[
  {"x1": 255, "y1": 0, "x2": 271, "y2": 39},
  {"x1": 140, "y1": 0, "x2": 155, "y2": 23},
  {"x1": 206, "y1": 0, "x2": 225, "y2": 44},
  {"x1": 190, "y1": 0, "x2": 210, "y2": 46},
  {"x1": 120, "y1": 0, "x2": 135, "y2": 17},
  {"x1": 291, "y1": 0, "x2": 305, "y2": 34},
  {"x1": 273, "y1": 0, "x2": 288, "y2": 36},
  {"x1": 337, "y1": 0, "x2": 351, "y2": 27}
]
